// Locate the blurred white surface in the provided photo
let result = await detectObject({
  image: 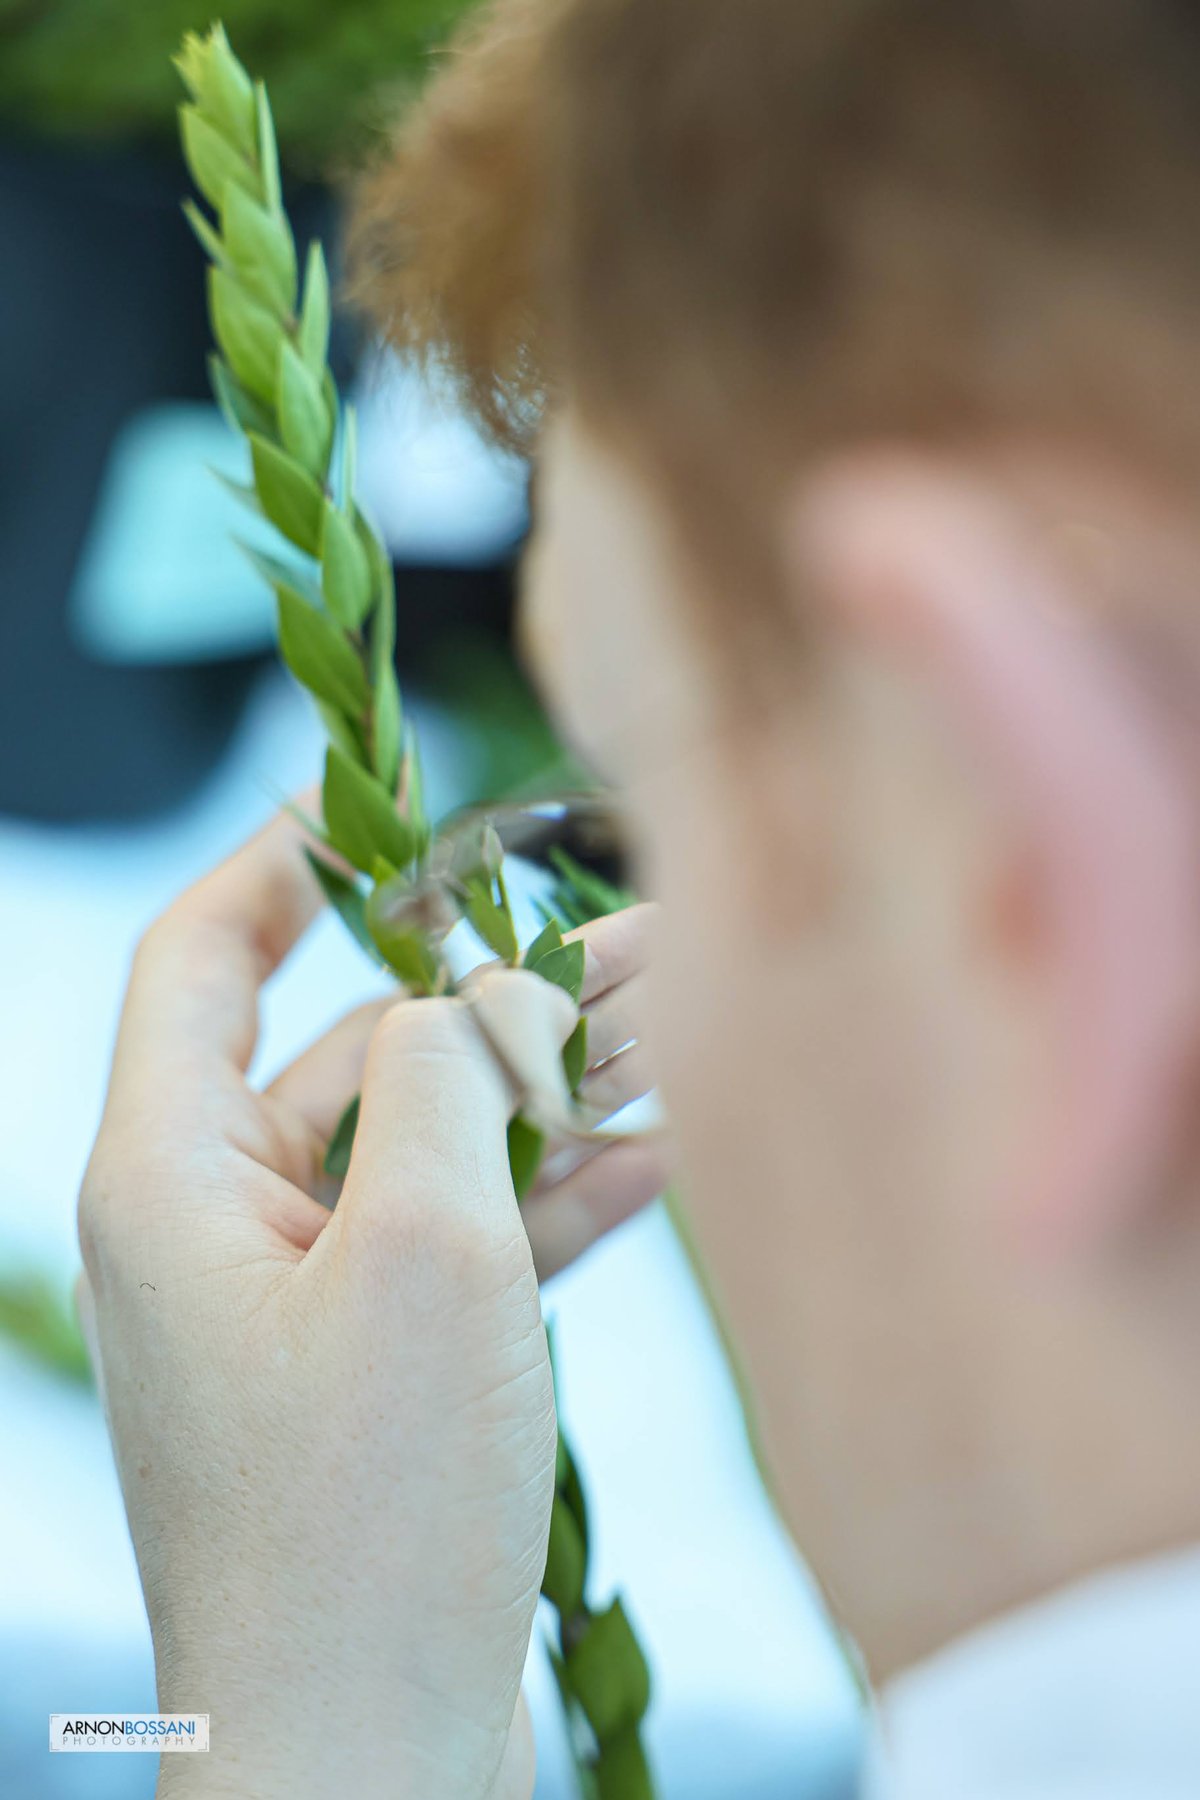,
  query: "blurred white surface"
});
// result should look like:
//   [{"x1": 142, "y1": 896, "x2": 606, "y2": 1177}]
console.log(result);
[
  {"x1": 0, "y1": 667, "x2": 860, "y2": 1797},
  {"x1": 863, "y1": 1545, "x2": 1200, "y2": 1800}
]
